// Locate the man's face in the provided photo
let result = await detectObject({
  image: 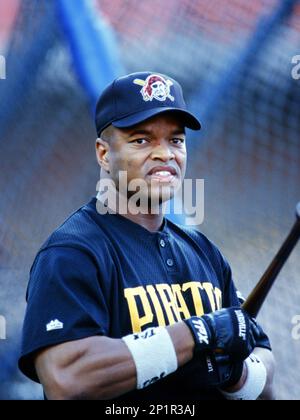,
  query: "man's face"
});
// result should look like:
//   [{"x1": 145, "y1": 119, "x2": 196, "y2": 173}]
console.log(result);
[{"x1": 98, "y1": 113, "x2": 187, "y2": 207}]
